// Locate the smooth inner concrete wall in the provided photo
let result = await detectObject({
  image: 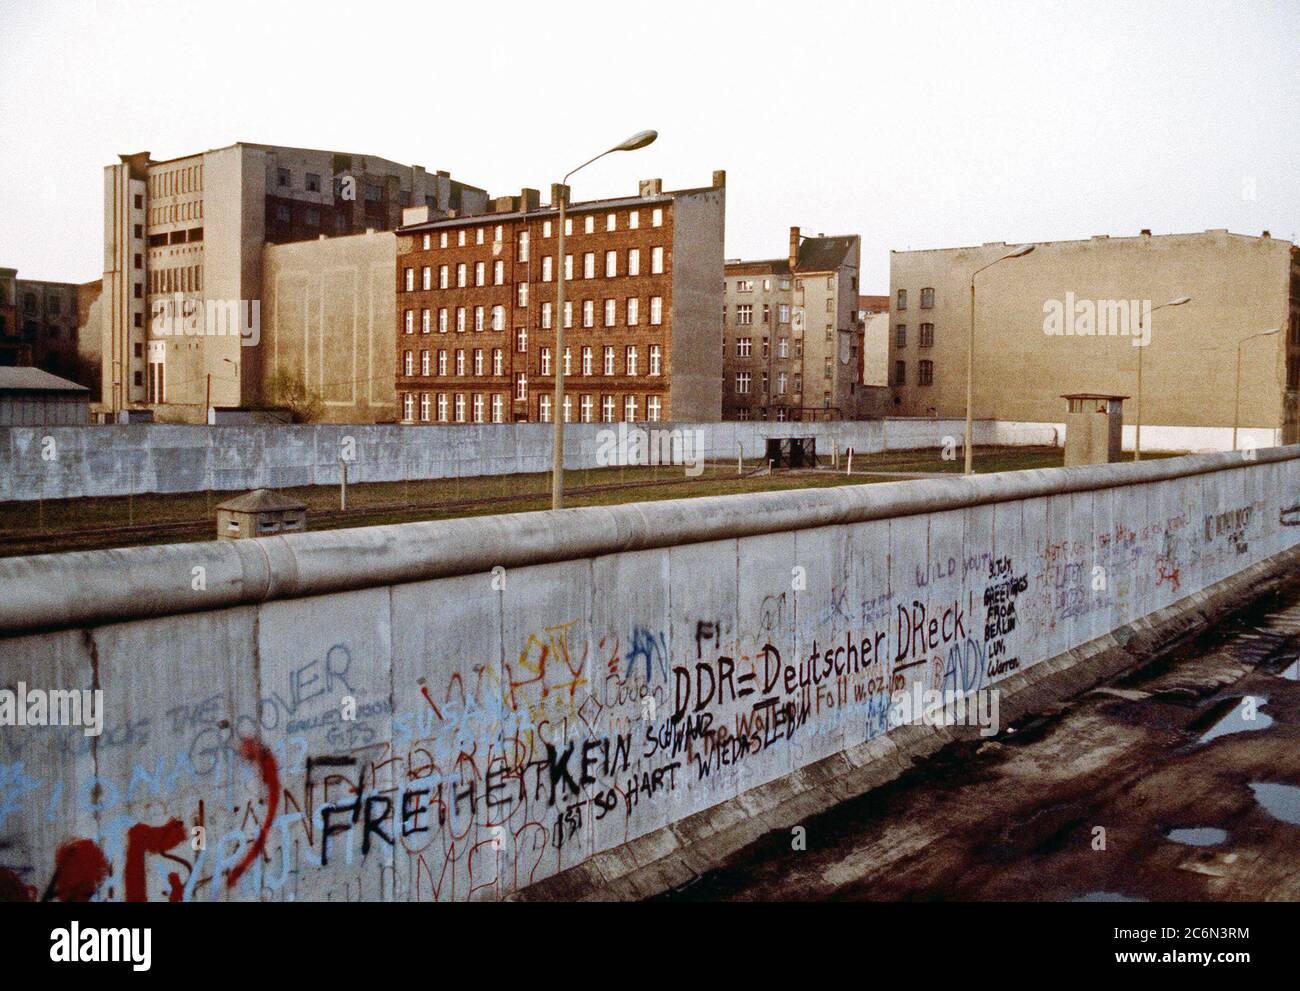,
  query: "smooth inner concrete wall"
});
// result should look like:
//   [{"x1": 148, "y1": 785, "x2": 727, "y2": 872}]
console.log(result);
[
  {"x1": 0, "y1": 445, "x2": 1297, "y2": 902},
  {"x1": 0, "y1": 418, "x2": 1277, "y2": 504},
  {"x1": 0, "y1": 418, "x2": 1056, "y2": 503}
]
